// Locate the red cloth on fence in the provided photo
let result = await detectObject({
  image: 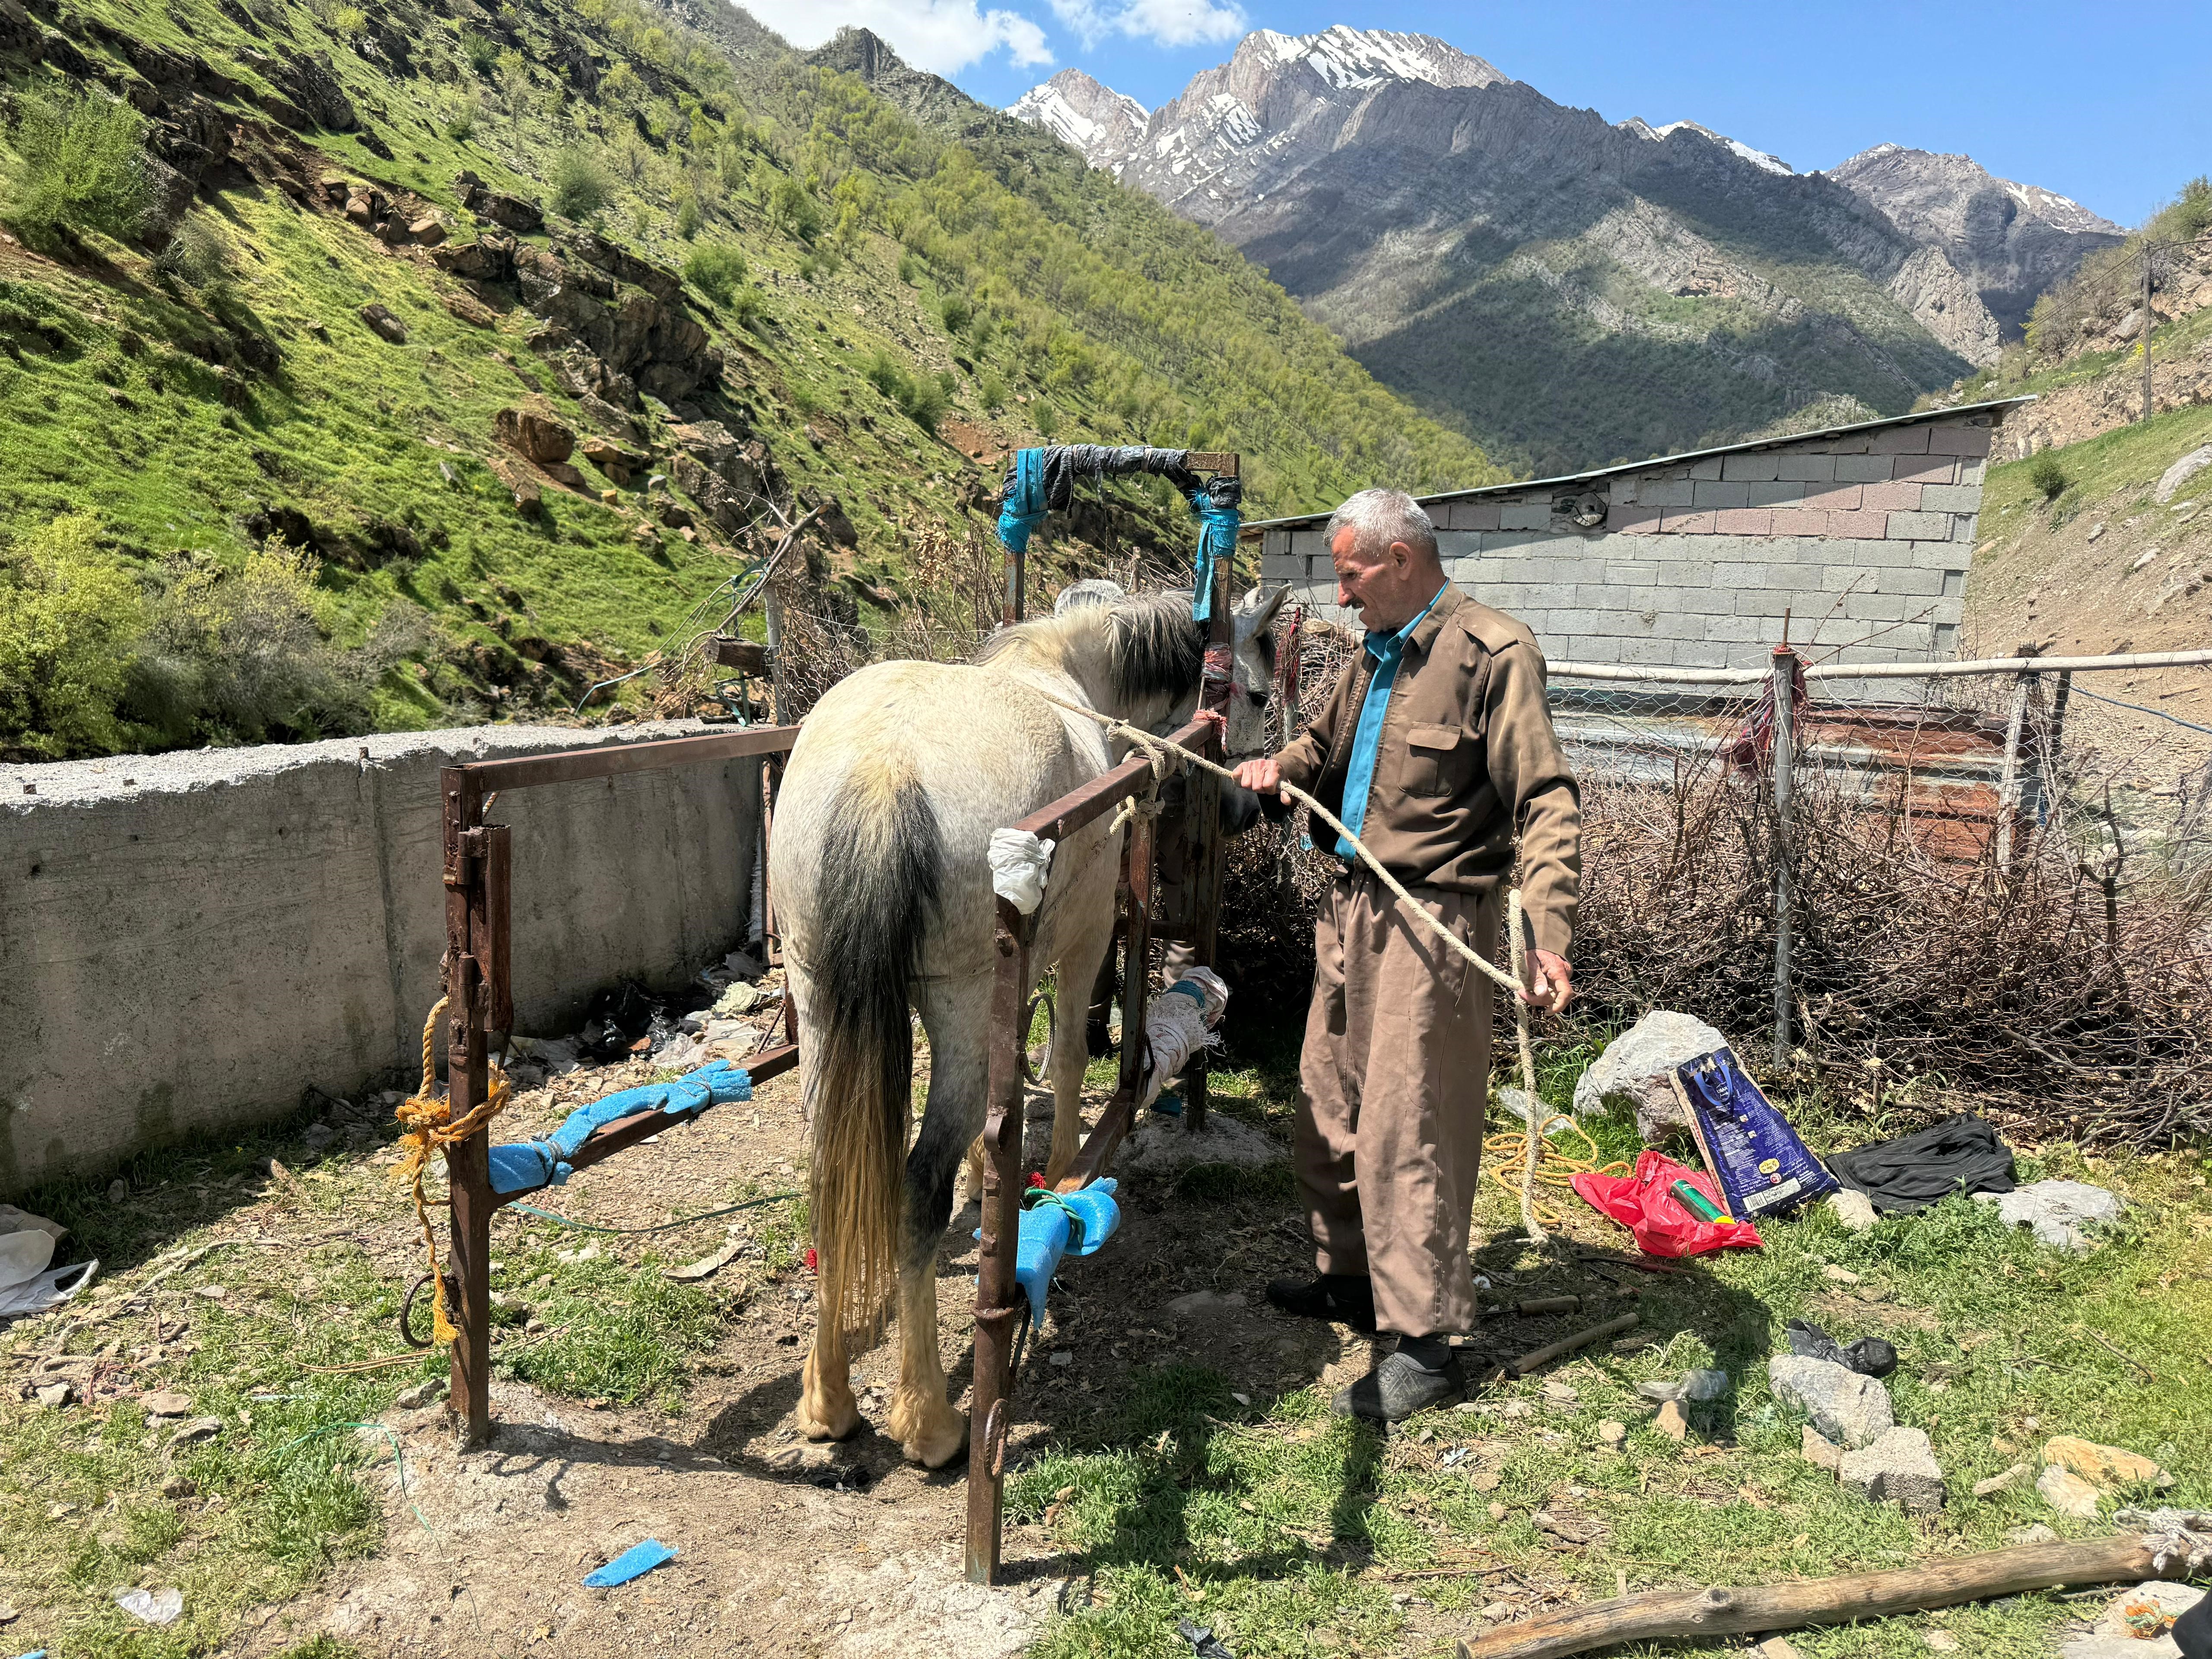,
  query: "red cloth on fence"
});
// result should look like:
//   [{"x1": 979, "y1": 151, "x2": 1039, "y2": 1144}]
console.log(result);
[{"x1": 1570, "y1": 1150, "x2": 1764, "y2": 1258}]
